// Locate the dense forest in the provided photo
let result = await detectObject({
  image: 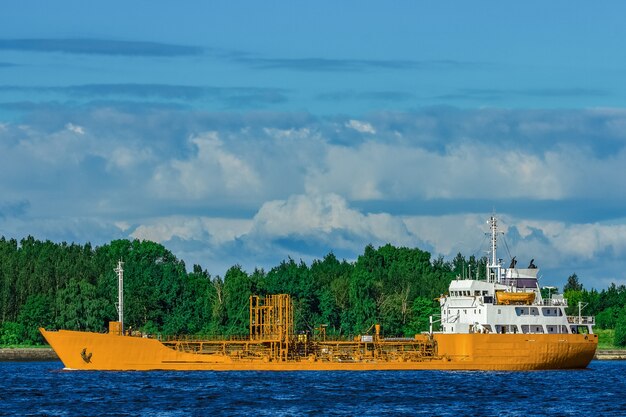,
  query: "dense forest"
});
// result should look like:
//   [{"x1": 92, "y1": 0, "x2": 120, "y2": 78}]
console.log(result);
[{"x1": 1, "y1": 236, "x2": 625, "y2": 346}]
